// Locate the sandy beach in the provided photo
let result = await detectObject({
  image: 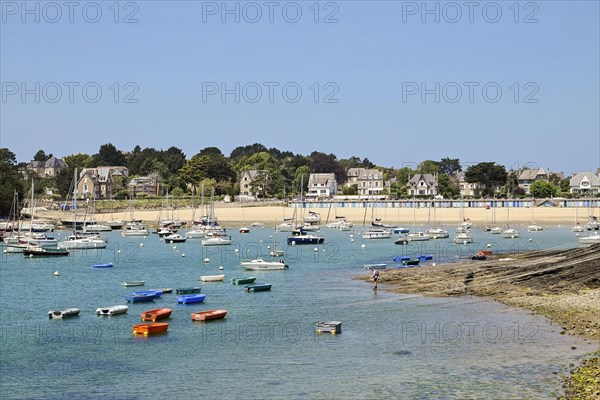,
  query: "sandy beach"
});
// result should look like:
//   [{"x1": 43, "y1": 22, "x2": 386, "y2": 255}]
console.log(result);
[{"x1": 36, "y1": 204, "x2": 599, "y2": 228}]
